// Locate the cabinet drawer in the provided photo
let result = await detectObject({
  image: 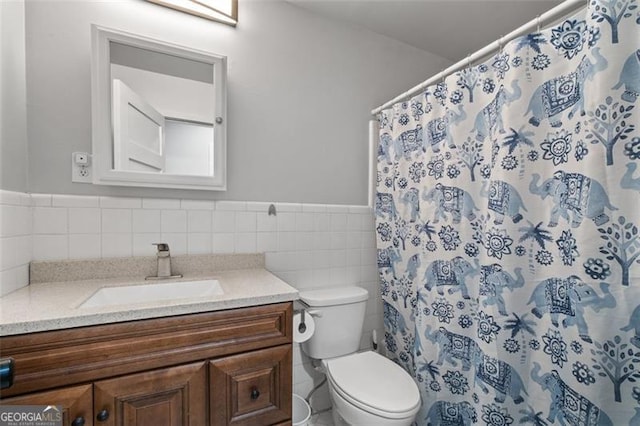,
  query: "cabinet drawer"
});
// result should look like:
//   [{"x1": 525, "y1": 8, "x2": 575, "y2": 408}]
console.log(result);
[
  {"x1": 209, "y1": 346, "x2": 292, "y2": 426},
  {"x1": 94, "y1": 362, "x2": 207, "y2": 426},
  {"x1": 1, "y1": 303, "x2": 292, "y2": 397},
  {"x1": 1, "y1": 384, "x2": 93, "y2": 426}
]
